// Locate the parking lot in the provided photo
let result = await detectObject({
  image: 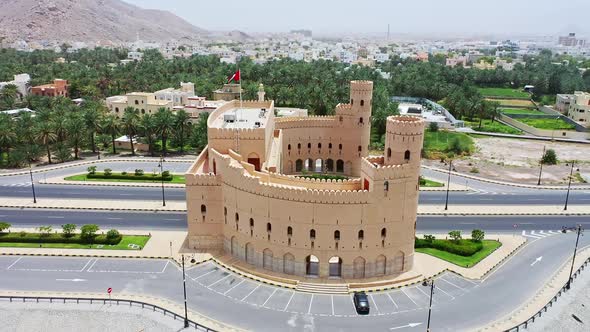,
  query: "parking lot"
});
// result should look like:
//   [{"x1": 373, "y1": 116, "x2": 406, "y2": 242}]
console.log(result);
[{"x1": 185, "y1": 261, "x2": 480, "y2": 318}]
